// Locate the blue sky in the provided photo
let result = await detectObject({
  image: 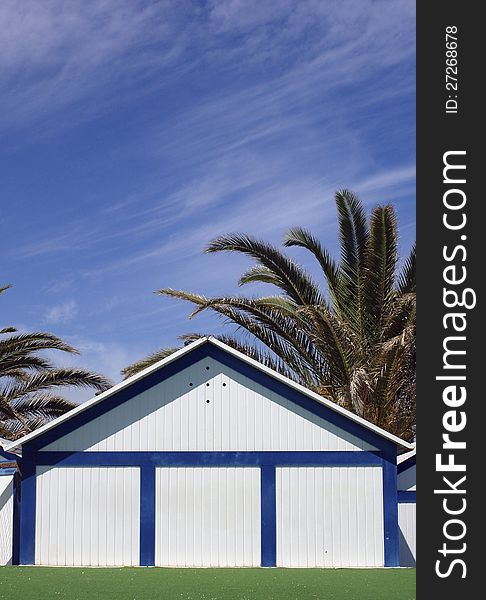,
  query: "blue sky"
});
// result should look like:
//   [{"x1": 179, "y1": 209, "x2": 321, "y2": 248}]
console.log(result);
[{"x1": 1, "y1": 0, "x2": 415, "y2": 400}]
